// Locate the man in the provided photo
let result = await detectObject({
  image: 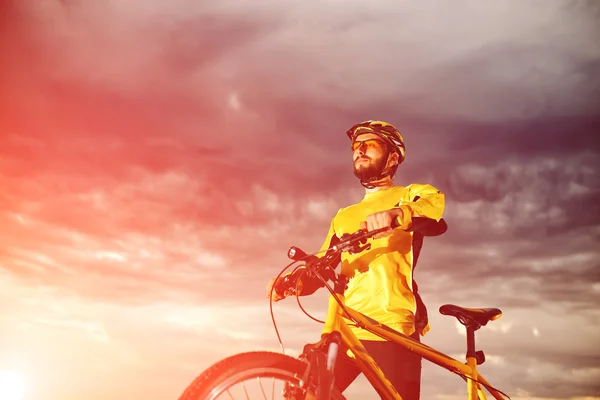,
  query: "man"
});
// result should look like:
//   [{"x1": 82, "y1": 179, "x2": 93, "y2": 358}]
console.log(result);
[{"x1": 267, "y1": 120, "x2": 445, "y2": 399}]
